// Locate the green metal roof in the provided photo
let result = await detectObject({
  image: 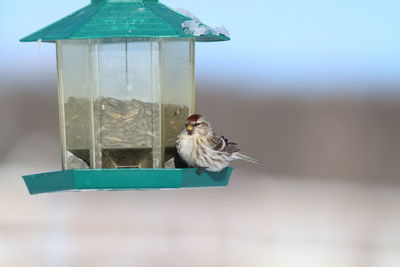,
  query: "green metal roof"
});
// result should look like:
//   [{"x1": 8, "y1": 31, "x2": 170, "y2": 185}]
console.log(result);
[{"x1": 20, "y1": 0, "x2": 230, "y2": 42}]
